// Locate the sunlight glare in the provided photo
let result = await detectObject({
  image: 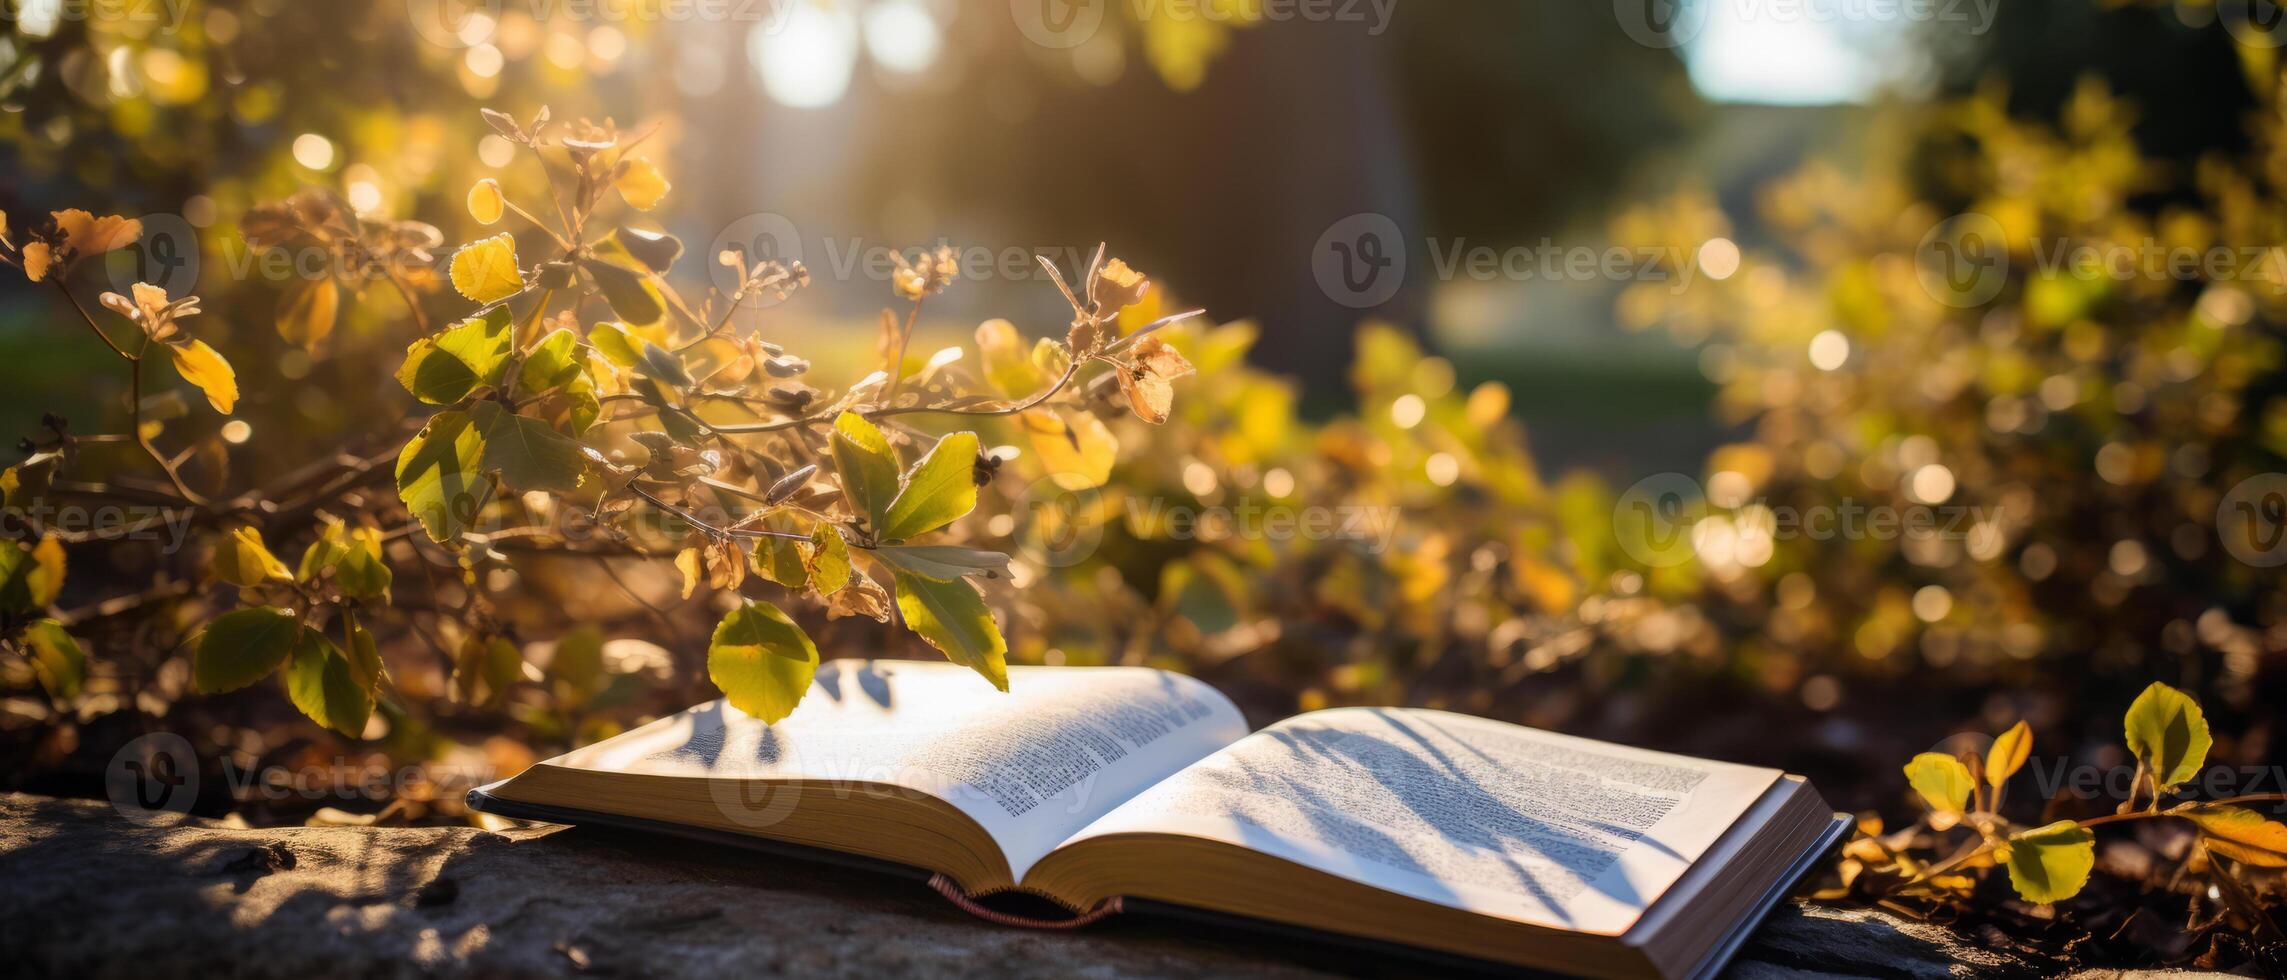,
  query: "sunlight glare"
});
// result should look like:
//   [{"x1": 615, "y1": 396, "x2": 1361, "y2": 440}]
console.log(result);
[{"x1": 752, "y1": 5, "x2": 860, "y2": 109}]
